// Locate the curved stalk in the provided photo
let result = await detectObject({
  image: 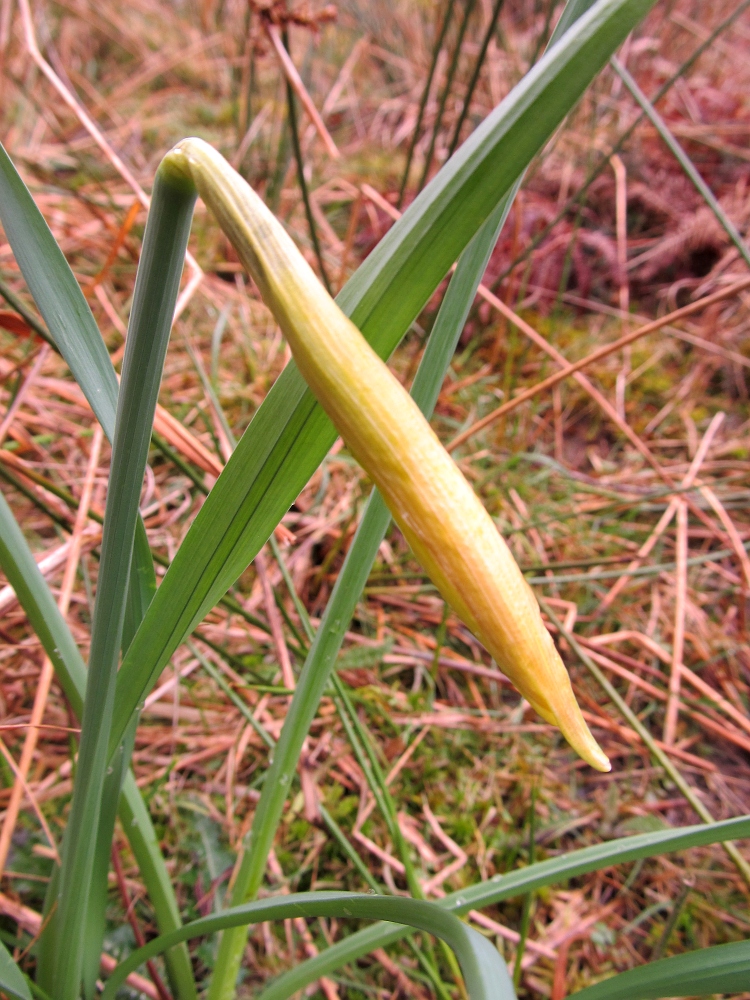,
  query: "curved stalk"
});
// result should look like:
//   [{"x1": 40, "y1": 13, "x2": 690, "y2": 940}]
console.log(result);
[
  {"x1": 101, "y1": 892, "x2": 514, "y2": 1000},
  {"x1": 53, "y1": 164, "x2": 197, "y2": 1000}
]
